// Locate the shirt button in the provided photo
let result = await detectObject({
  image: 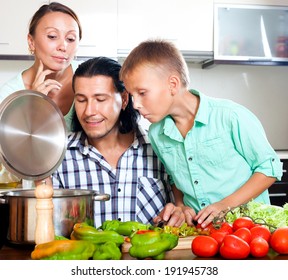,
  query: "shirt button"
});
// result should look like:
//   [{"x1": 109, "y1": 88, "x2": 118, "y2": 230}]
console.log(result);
[
  {"x1": 194, "y1": 180, "x2": 198, "y2": 185},
  {"x1": 118, "y1": 188, "x2": 121, "y2": 192},
  {"x1": 188, "y1": 157, "x2": 193, "y2": 161},
  {"x1": 272, "y1": 158, "x2": 275, "y2": 162},
  {"x1": 118, "y1": 218, "x2": 121, "y2": 221},
  {"x1": 201, "y1": 203, "x2": 205, "y2": 207}
]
